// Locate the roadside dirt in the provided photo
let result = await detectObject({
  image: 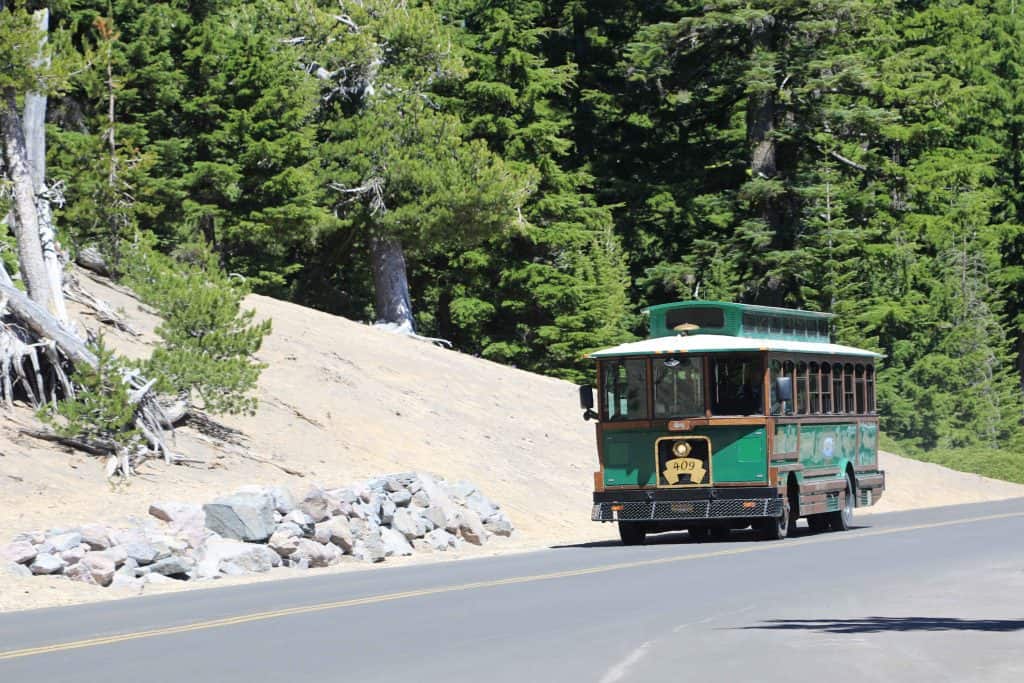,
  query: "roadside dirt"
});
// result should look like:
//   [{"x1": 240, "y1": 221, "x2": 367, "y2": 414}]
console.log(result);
[{"x1": 1, "y1": 272, "x2": 1021, "y2": 611}]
